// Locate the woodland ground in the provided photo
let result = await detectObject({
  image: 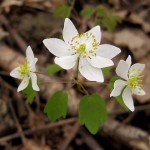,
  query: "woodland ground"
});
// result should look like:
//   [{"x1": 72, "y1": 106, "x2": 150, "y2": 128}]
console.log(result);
[{"x1": 0, "y1": 0, "x2": 150, "y2": 150}]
